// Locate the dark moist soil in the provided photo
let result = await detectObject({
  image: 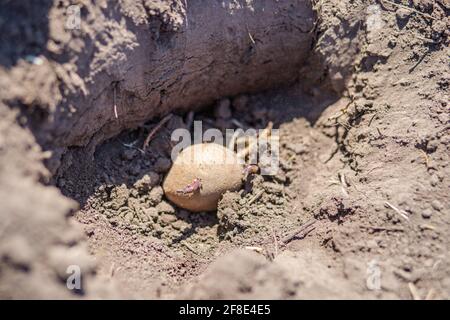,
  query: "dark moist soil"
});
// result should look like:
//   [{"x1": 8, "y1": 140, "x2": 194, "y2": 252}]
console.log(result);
[{"x1": 1, "y1": 0, "x2": 449, "y2": 299}]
